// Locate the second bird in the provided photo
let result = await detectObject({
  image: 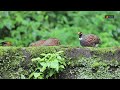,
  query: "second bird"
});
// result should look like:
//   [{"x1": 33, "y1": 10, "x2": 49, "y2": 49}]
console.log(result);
[{"x1": 78, "y1": 32, "x2": 101, "y2": 47}]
